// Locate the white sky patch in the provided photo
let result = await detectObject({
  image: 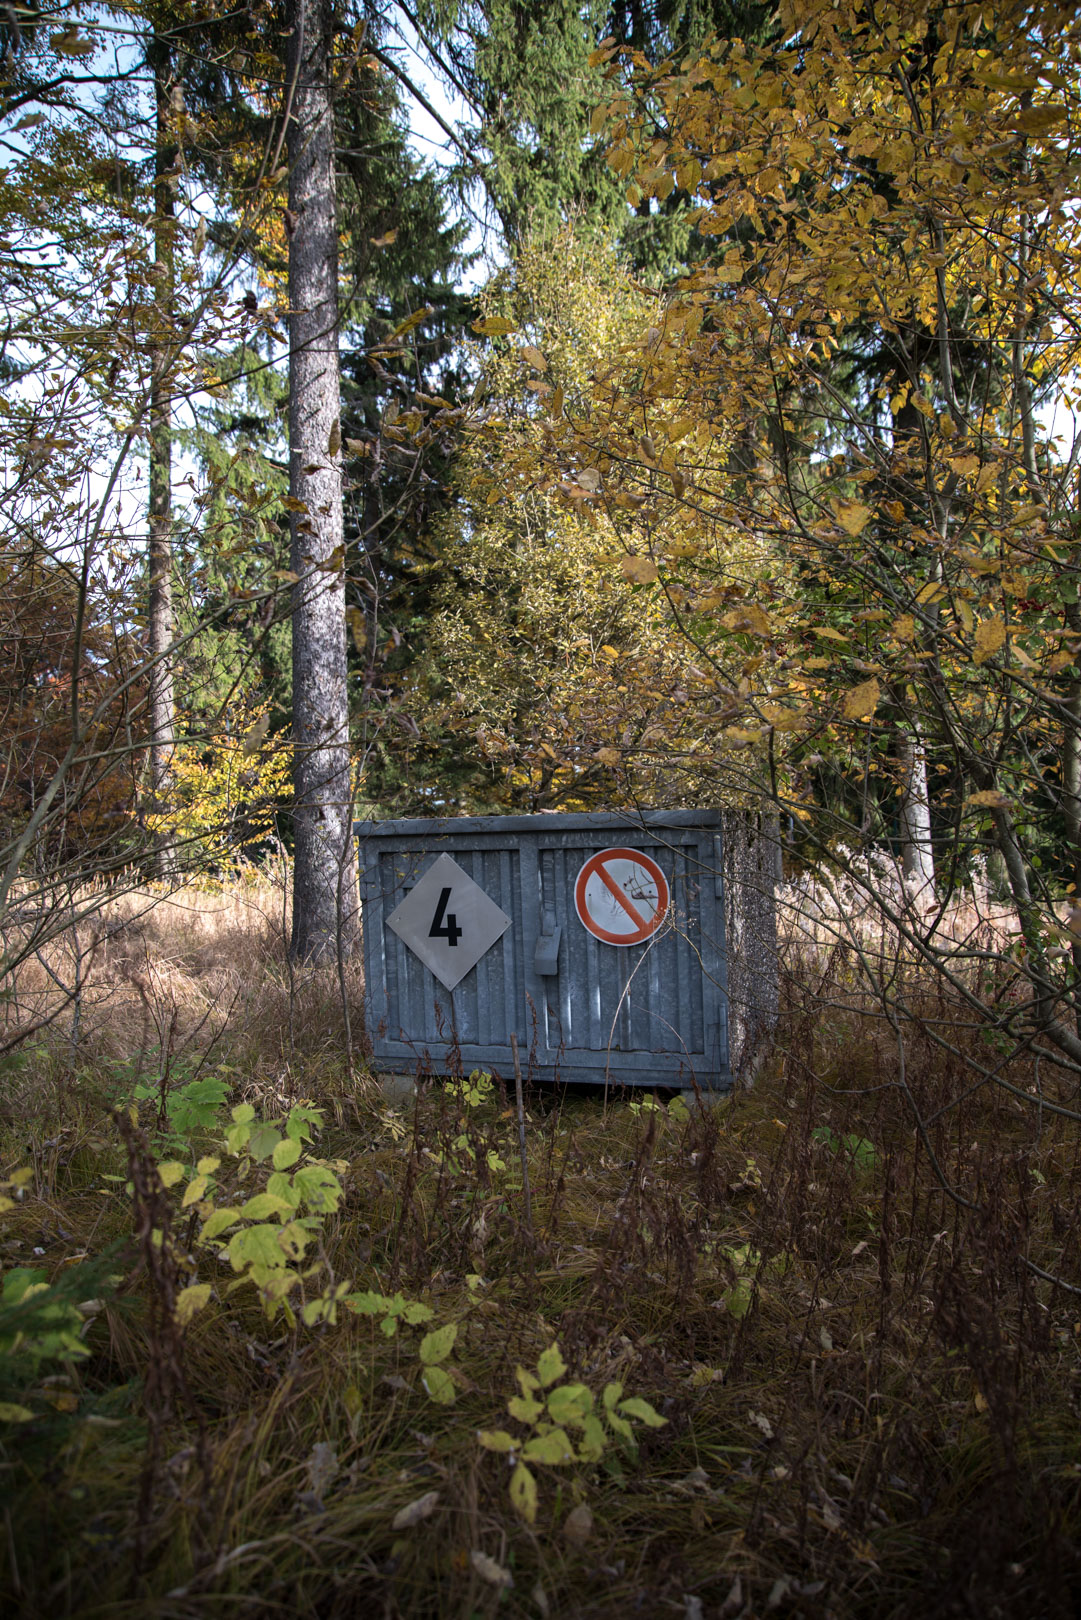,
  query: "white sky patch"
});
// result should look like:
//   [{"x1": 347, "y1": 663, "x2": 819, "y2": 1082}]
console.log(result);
[{"x1": 390, "y1": 12, "x2": 502, "y2": 290}]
